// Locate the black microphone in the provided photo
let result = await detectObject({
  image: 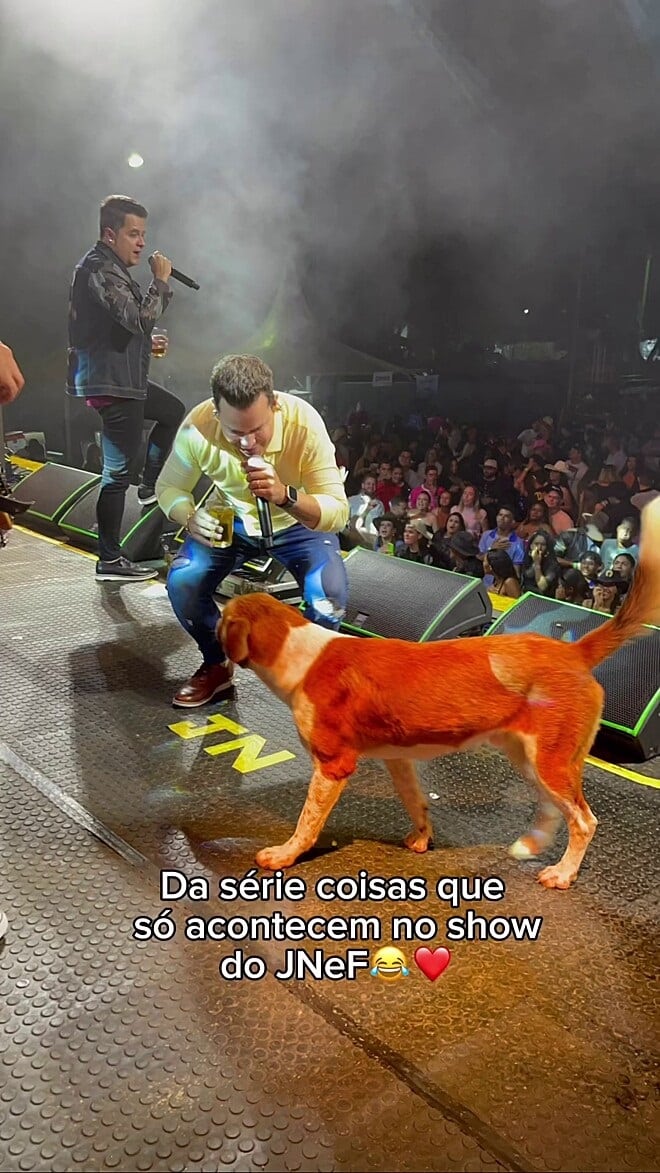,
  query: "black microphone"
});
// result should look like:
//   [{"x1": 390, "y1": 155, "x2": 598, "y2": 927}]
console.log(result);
[
  {"x1": 256, "y1": 497, "x2": 274, "y2": 550},
  {"x1": 149, "y1": 254, "x2": 200, "y2": 290},
  {"x1": 247, "y1": 457, "x2": 274, "y2": 550}
]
